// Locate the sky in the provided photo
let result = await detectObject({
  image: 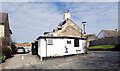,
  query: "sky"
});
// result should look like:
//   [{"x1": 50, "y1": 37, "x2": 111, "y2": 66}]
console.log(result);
[{"x1": 1, "y1": 2, "x2": 118, "y2": 43}]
